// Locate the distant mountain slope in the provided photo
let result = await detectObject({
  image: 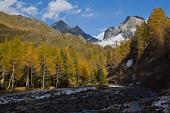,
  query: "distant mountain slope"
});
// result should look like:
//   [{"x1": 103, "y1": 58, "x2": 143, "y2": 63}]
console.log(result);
[
  {"x1": 0, "y1": 12, "x2": 88, "y2": 48},
  {"x1": 0, "y1": 12, "x2": 59, "y2": 42},
  {"x1": 52, "y1": 20, "x2": 99, "y2": 42},
  {"x1": 95, "y1": 16, "x2": 145, "y2": 47}
]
